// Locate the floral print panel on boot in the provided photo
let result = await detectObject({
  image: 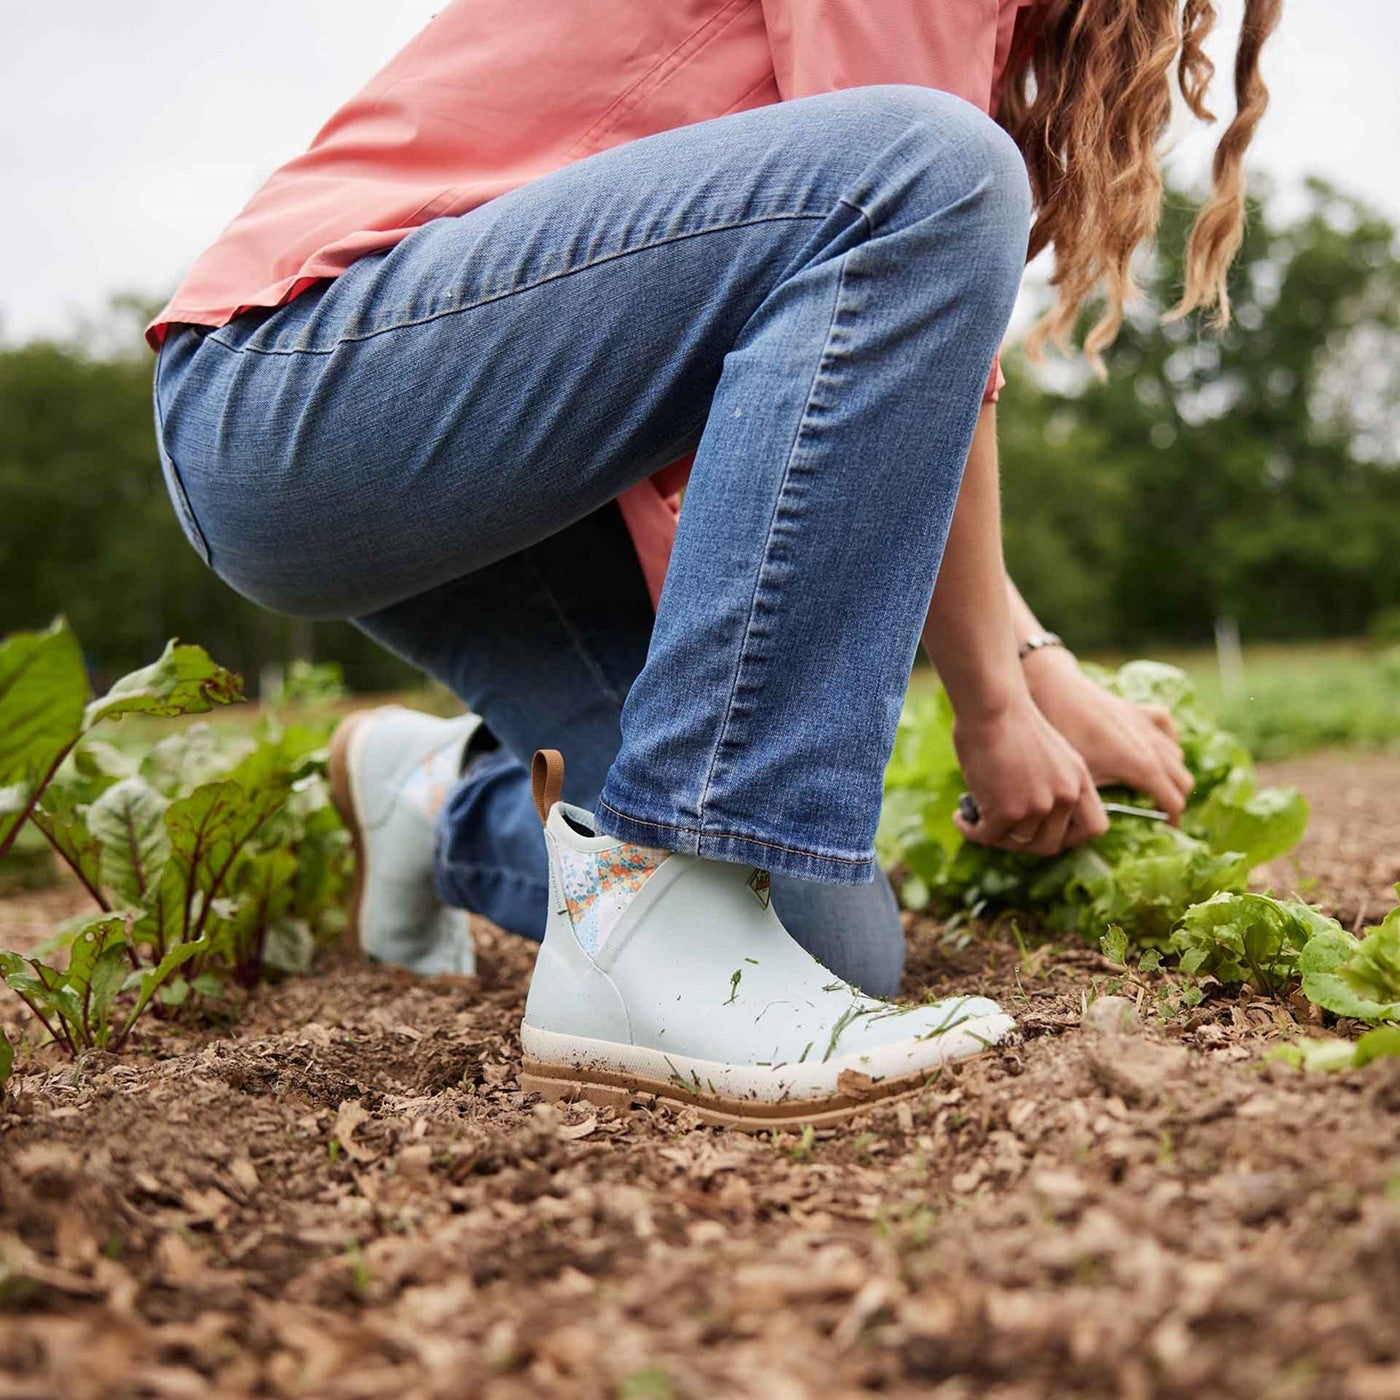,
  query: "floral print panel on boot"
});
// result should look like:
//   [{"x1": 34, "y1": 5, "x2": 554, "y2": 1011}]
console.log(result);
[{"x1": 556, "y1": 842, "x2": 670, "y2": 956}]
